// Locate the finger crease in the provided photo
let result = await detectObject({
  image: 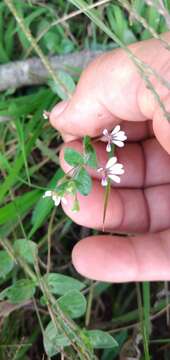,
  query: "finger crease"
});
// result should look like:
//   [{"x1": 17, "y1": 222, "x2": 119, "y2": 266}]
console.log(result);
[
  {"x1": 115, "y1": 189, "x2": 125, "y2": 229},
  {"x1": 140, "y1": 142, "x2": 151, "y2": 231},
  {"x1": 140, "y1": 141, "x2": 147, "y2": 187}
]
